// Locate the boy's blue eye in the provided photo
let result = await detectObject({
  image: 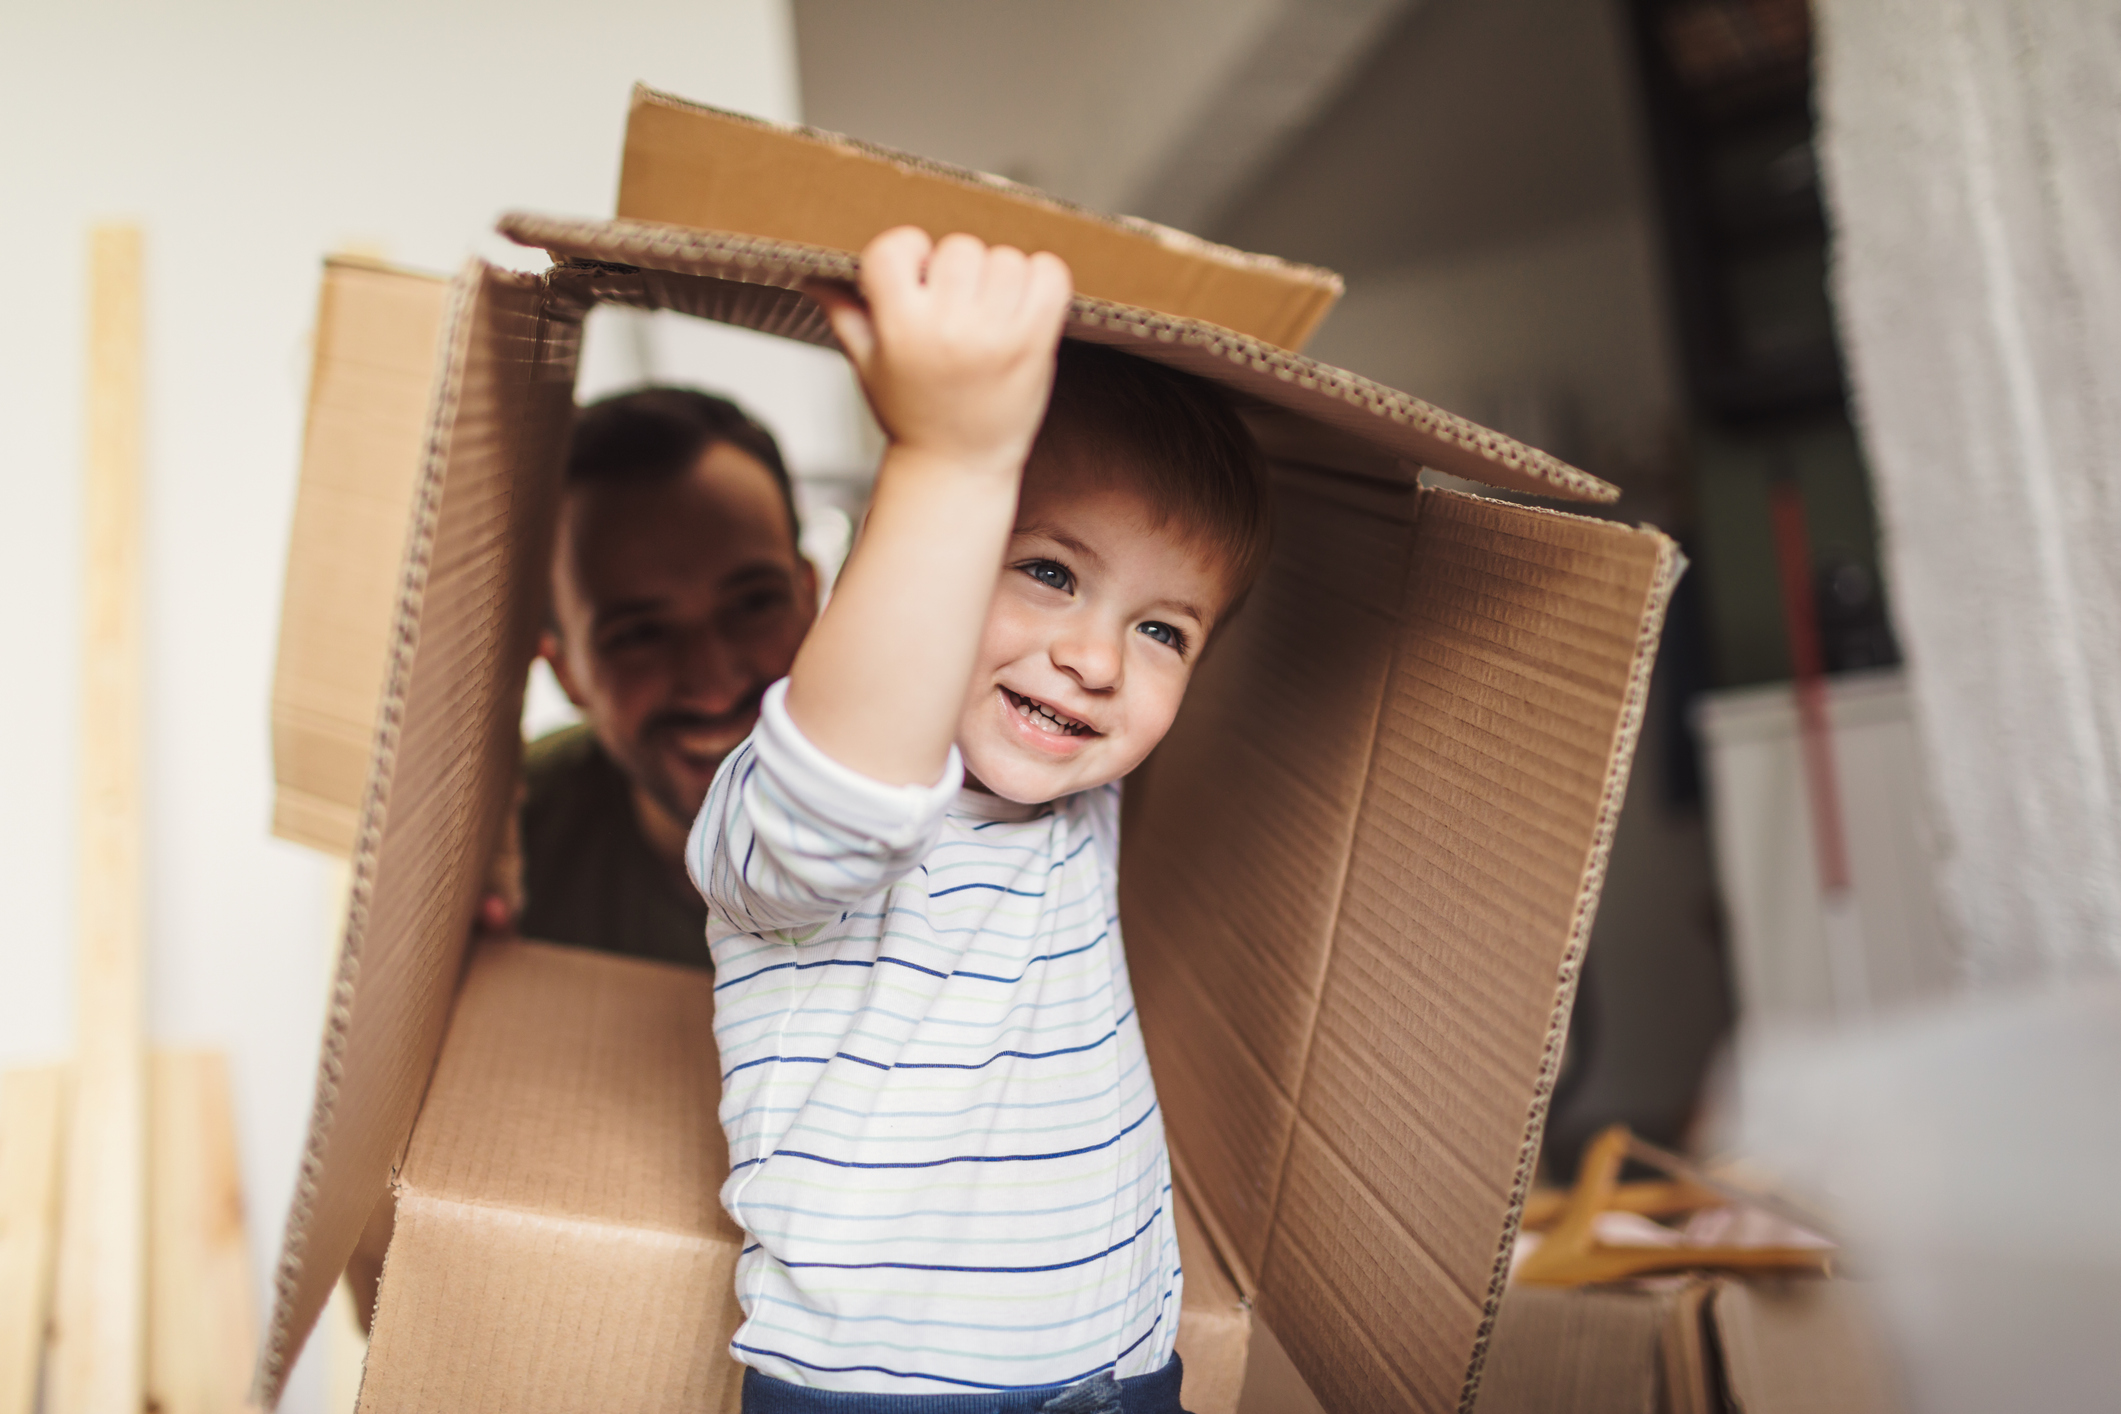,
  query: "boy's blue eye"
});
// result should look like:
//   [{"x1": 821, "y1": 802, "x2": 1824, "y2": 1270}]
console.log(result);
[
  {"x1": 1020, "y1": 559, "x2": 1074, "y2": 593},
  {"x1": 1137, "y1": 621, "x2": 1185, "y2": 652}
]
